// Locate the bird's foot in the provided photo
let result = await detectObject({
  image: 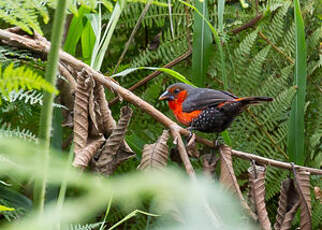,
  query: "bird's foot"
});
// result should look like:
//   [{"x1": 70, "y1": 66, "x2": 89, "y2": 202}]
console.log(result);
[
  {"x1": 213, "y1": 139, "x2": 222, "y2": 150},
  {"x1": 186, "y1": 127, "x2": 193, "y2": 141}
]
